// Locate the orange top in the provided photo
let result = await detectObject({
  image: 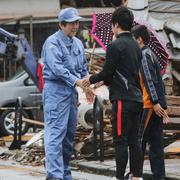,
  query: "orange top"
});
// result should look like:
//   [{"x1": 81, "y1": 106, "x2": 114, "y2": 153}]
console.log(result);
[{"x1": 139, "y1": 71, "x2": 153, "y2": 108}]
